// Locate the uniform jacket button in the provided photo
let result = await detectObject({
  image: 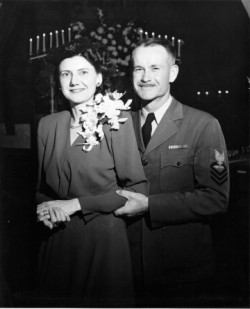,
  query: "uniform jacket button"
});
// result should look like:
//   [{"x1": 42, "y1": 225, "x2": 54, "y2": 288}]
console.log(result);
[
  {"x1": 177, "y1": 161, "x2": 181, "y2": 167},
  {"x1": 142, "y1": 159, "x2": 148, "y2": 166}
]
